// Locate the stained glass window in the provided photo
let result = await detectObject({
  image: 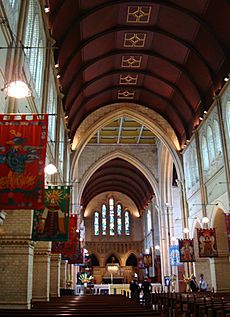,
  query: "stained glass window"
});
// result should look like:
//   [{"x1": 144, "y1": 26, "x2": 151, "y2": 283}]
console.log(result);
[
  {"x1": 102, "y1": 204, "x2": 107, "y2": 235},
  {"x1": 117, "y1": 203, "x2": 122, "y2": 235},
  {"x1": 109, "y1": 198, "x2": 115, "y2": 236},
  {"x1": 94, "y1": 198, "x2": 130, "y2": 236},
  {"x1": 125, "y1": 210, "x2": 130, "y2": 235},
  {"x1": 94, "y1": 212, "x2": 99, "y2": 236},
  {"x1": 227, "y1": 101, "x2": 230, "y2": 138}
]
